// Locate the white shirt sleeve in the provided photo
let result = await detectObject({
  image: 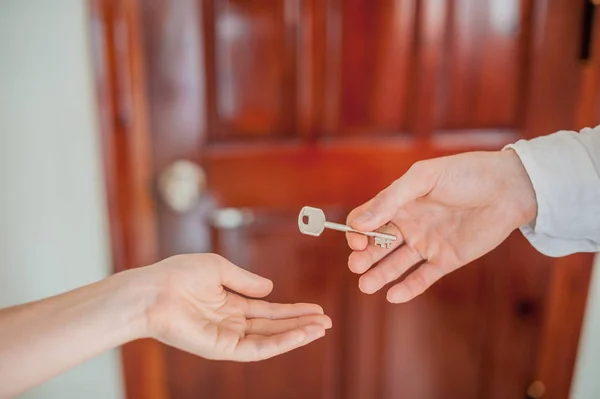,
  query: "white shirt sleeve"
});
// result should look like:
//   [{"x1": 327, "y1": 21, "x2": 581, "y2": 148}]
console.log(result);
[{"x1": 504, "y1": 126, "x2": 600, "y2": 257}]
